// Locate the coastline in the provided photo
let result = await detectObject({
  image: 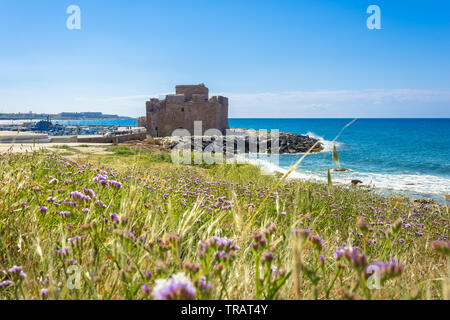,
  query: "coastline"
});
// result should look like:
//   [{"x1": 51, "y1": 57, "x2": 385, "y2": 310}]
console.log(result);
[
  {"x1": 0, "y1": 118, "x2": 448, "y2": 203},
  {"x1": 236, "y1": 153, "x2": 449, "y2": 204},
  {"x1": 228, "y1": 119, "x2": 450, "y2": 204},
  {"x1": 0, "y1": 140, "x2": 447, "y2": 205}
]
